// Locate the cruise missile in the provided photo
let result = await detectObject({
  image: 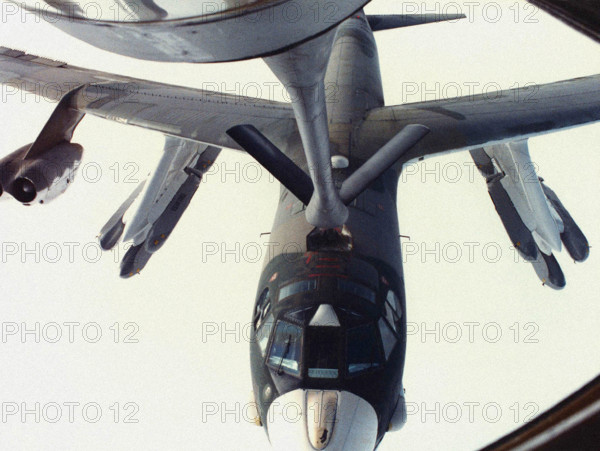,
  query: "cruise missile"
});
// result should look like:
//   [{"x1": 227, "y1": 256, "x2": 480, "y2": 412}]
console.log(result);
[
  {"x1": 98, "y1": 181, "x2": 146, "y2": 251},
  {"x1": 531, "y1": 251, "x2": 566, "y2": 290},
  {"x1": 486, "y1": 141, "x2": 563, "y2": 255},
  {"x1": 470, "y1": 148, "x2": 539, "y2": 261},
  {"x1": 119, "y1": 145, "x2": 221, "y2": 278},
  {"x1": 540, "y1": 180, "x2": 590, "y2": 262},
  {"x1": 120, "y1": 242, "x2": 154, "y2": 278},
  {"x1": 142, "y1": 146, "x2": 221, "y2": 255},
  {"x1": 470, "y1": 142, "x2": 590, "y2": 290}
]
